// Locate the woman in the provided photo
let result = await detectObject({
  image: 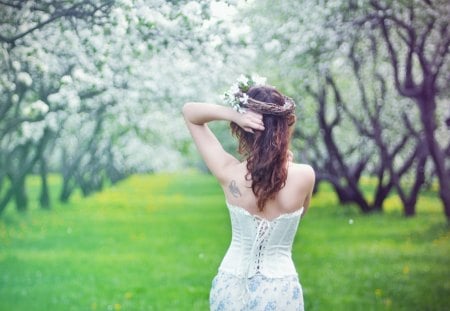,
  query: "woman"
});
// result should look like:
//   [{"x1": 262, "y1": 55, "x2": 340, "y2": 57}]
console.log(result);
[{"x1": 183, "y1": 82, "x2": 315, "y2": 311}]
